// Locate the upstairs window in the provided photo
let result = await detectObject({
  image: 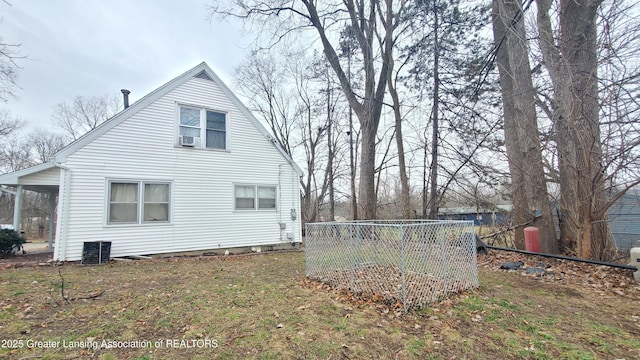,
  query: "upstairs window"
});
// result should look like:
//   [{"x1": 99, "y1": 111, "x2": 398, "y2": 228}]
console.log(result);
[
  {"x1": 179, "y1": 107, "x2": 201, "y2": 139},
  {"x1": 206, "y1": 111, "x2": 226, "y2": 149},
  {"x1": 178, "y1": 106, "x2": 226, "y2": 150}
]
